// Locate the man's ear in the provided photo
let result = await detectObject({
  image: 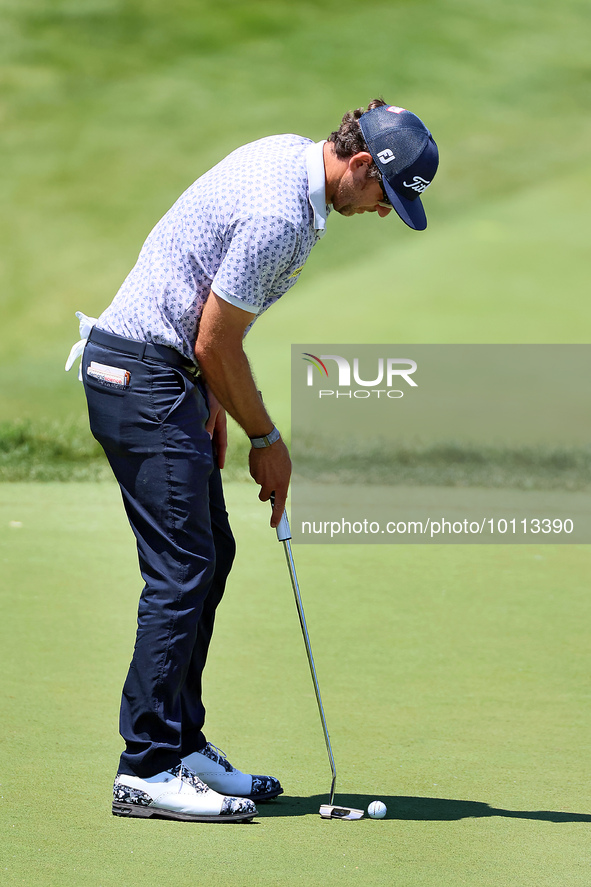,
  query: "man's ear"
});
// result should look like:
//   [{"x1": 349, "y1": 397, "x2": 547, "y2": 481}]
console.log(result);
[{"x1": 349, "y1": 151, "x2": 374, "y2": 176}]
